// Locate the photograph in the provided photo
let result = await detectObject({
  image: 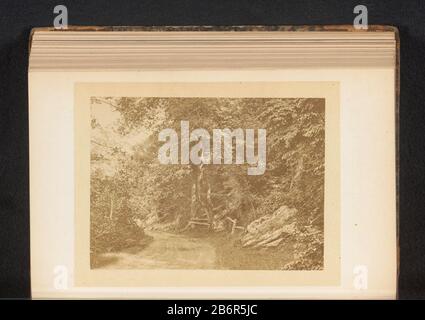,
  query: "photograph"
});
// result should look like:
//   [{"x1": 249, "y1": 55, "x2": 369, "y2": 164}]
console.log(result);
[{"x1": 89, "y1": 97, "x2": 325, "y2": 271}]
